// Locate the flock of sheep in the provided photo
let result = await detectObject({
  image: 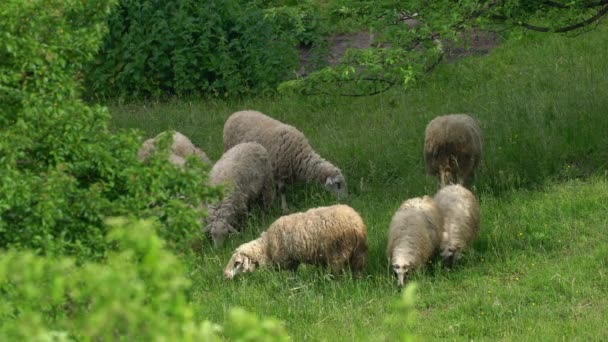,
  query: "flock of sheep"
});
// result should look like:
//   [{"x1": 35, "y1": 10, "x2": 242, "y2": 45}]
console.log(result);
[{"x1": 138, "y1": 110, "x2": 482, "y2": 286}]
